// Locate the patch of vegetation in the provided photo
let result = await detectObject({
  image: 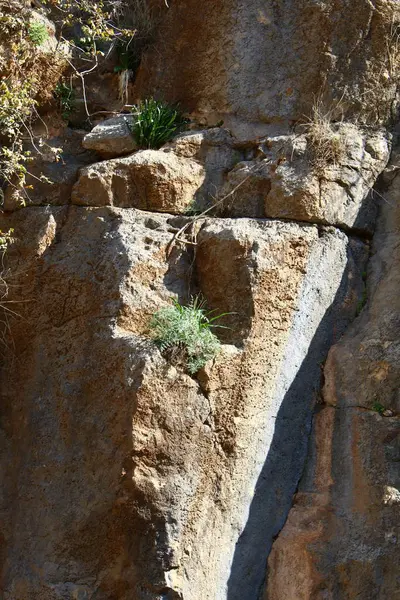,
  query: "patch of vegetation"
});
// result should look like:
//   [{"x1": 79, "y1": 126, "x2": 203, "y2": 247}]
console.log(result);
[
  {"x1": 0, "y1": 0, "x2": 167, "y2": 197},
  {"x1": 372, "y1": 401, "x2": 385, "y2": 415},
  {"x1": 0, "y1": 229, "x2": 14, "y2": 252},
  {"x1": 0, "y1": 79, "x2": 37, "y2": 198},
  {"x1": 114, "y1": 39, "x2": 137, "y2": 73},
  {"x1": 304, "y1": 98, "x2": 345, "y2": 173},
  {"x1": 184, "y1": 198, "x2": 203, "y2": 216},
  {"x1": 130, "y1": 98, "x2": 188, "y2": 149},
  {"x1": 28, "y1": 22, "x2": 49, "y2": 46},
  {"x1": 150, "y1": 296, "x2": 226, "y2": 374},
  {"x1": 54, "y1": 82, "x2": 76, "y2": 121}
]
